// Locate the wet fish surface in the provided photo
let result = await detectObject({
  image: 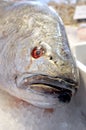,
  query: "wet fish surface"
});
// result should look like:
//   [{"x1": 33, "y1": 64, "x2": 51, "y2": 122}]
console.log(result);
[{"x1": 0, "y1": 0, "x2": 79, "y2": 108}]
